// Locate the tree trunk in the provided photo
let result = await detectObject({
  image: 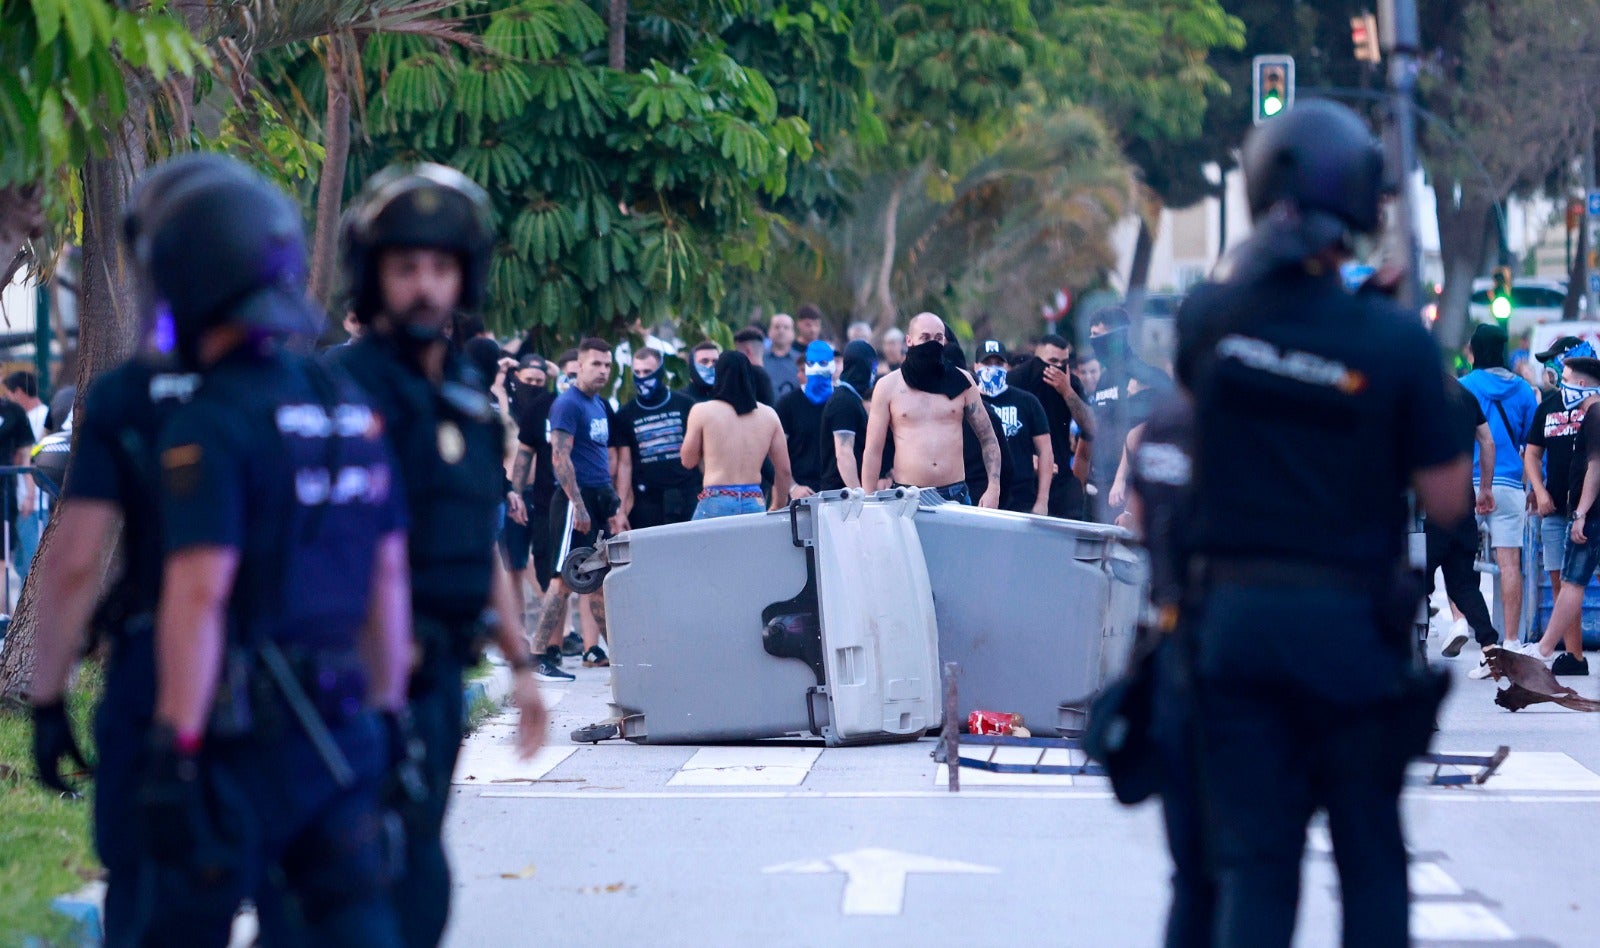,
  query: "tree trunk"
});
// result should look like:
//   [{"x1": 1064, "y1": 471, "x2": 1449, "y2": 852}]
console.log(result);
[
  {"x1": 871, "y1": 179, "x2": 903, "y2": 334},
  {"x1": 1126, "y1": 214, "x2": 1156, "y2": 304},
  {"x1": 0, "y1": 133, "x2": 145, "y2": 700},
  {"x1": 309, "y1": 33, "x2": 353, "y2": 312},
  {"x1": 608, "y1": 0, "x2": 627, "y2": 71},
  {"x1": 1433, "y1": 178, "x2": 1496, "y2": 358}
]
